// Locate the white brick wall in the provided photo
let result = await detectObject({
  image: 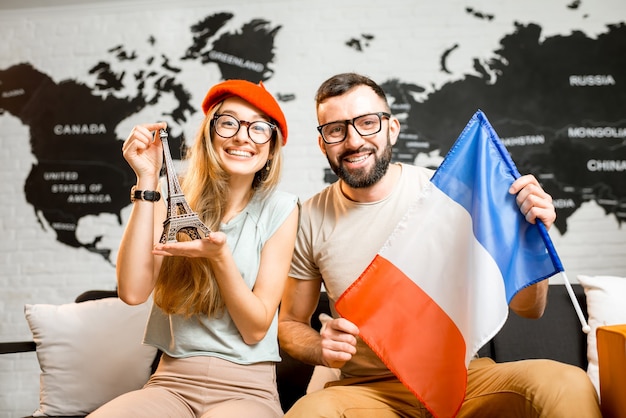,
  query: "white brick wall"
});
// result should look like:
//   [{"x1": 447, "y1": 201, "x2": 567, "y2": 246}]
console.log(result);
[{"x1": 1, "y1": 0, "x2": 625, "y2": 416}]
